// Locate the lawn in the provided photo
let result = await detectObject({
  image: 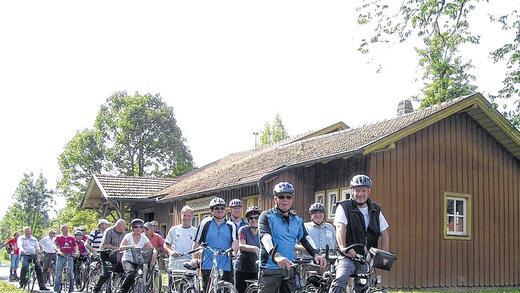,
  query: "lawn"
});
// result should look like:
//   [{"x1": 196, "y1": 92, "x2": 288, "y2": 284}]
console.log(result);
[{"x1": 0, "y1": 281, "x2": 24, "y2": 293}]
